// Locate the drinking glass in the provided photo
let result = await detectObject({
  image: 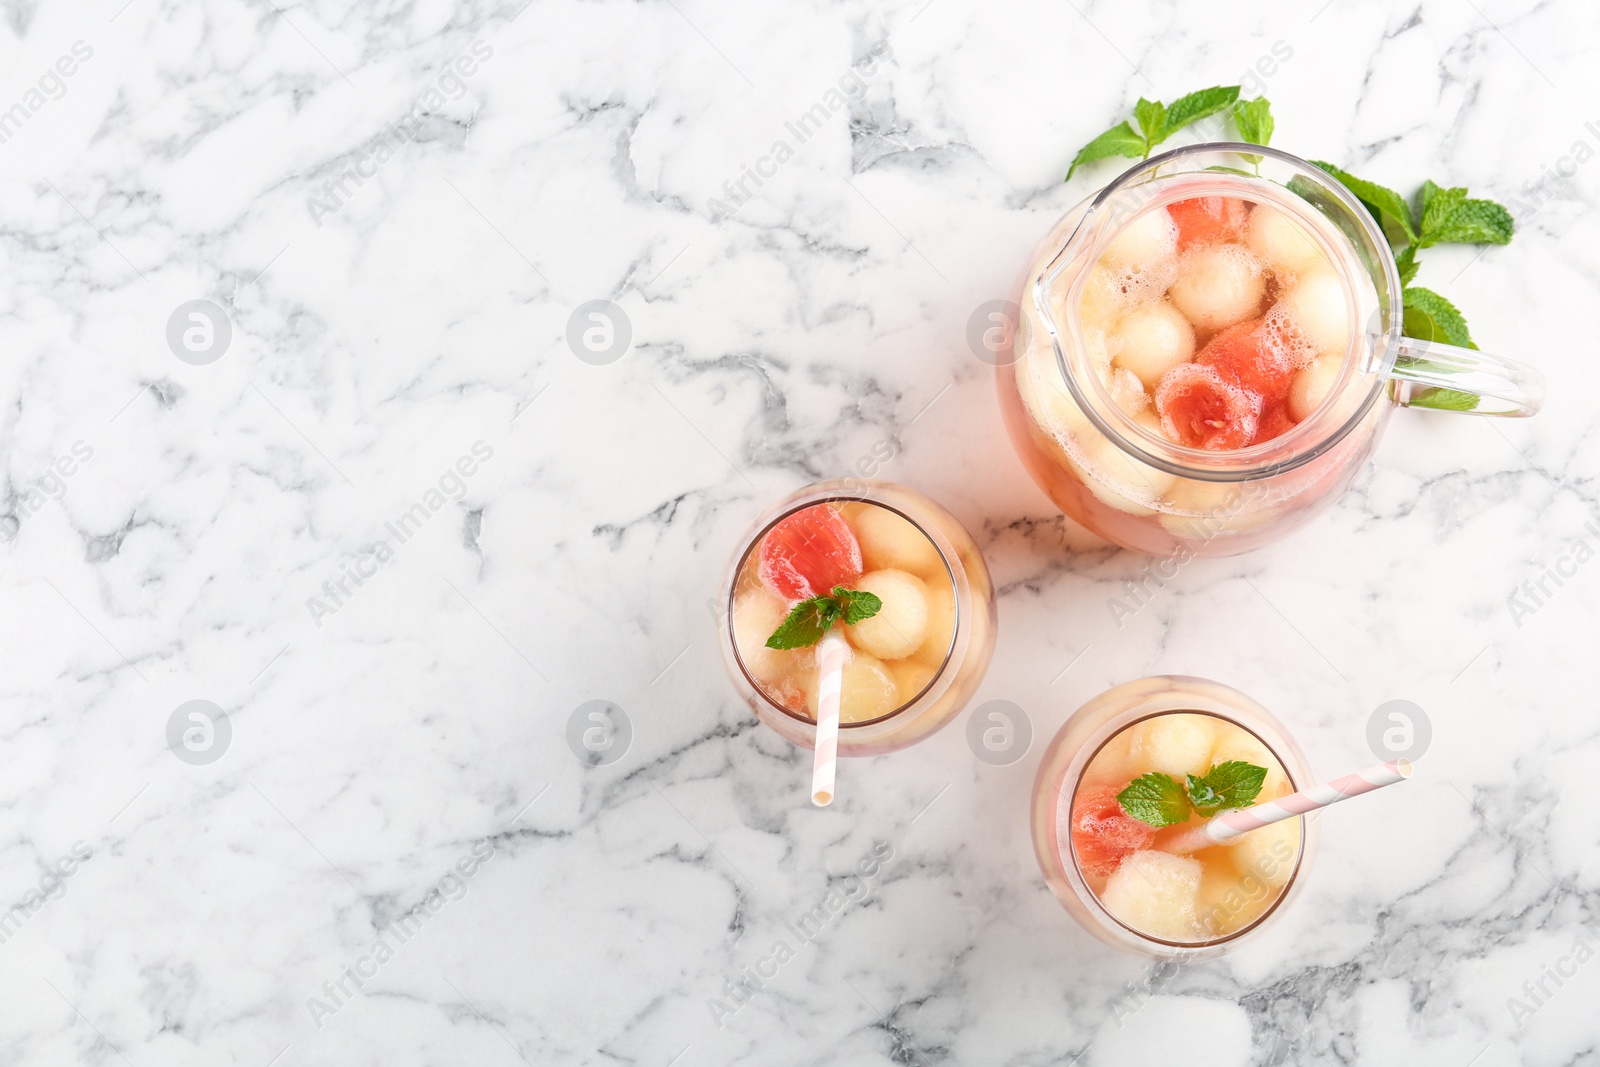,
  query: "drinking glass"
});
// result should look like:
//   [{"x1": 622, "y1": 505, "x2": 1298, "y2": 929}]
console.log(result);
[
  {"x1": 1031, "y1": 675, "x2": 1317, "y2": 957},
  {"x1": 718, "y1": 480, "x2": 996, "y2": 756}
]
